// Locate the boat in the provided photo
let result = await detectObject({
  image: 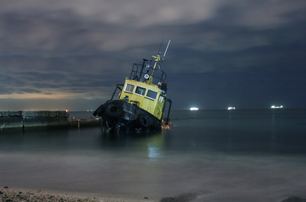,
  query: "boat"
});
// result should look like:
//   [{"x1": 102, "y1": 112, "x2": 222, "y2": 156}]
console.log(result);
[
  {"x1": 189, "y1": 107, "x2": 199, "y2": 111},
  {"x1": 270, "y1": 105, "x2": 284, "y2": 109},
  {"x1": 227, "y1": 106, "x2": 236, "y2": 111},
  {"x1": 93, "y1": 41, "x2": 172, "y2": 133}
]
